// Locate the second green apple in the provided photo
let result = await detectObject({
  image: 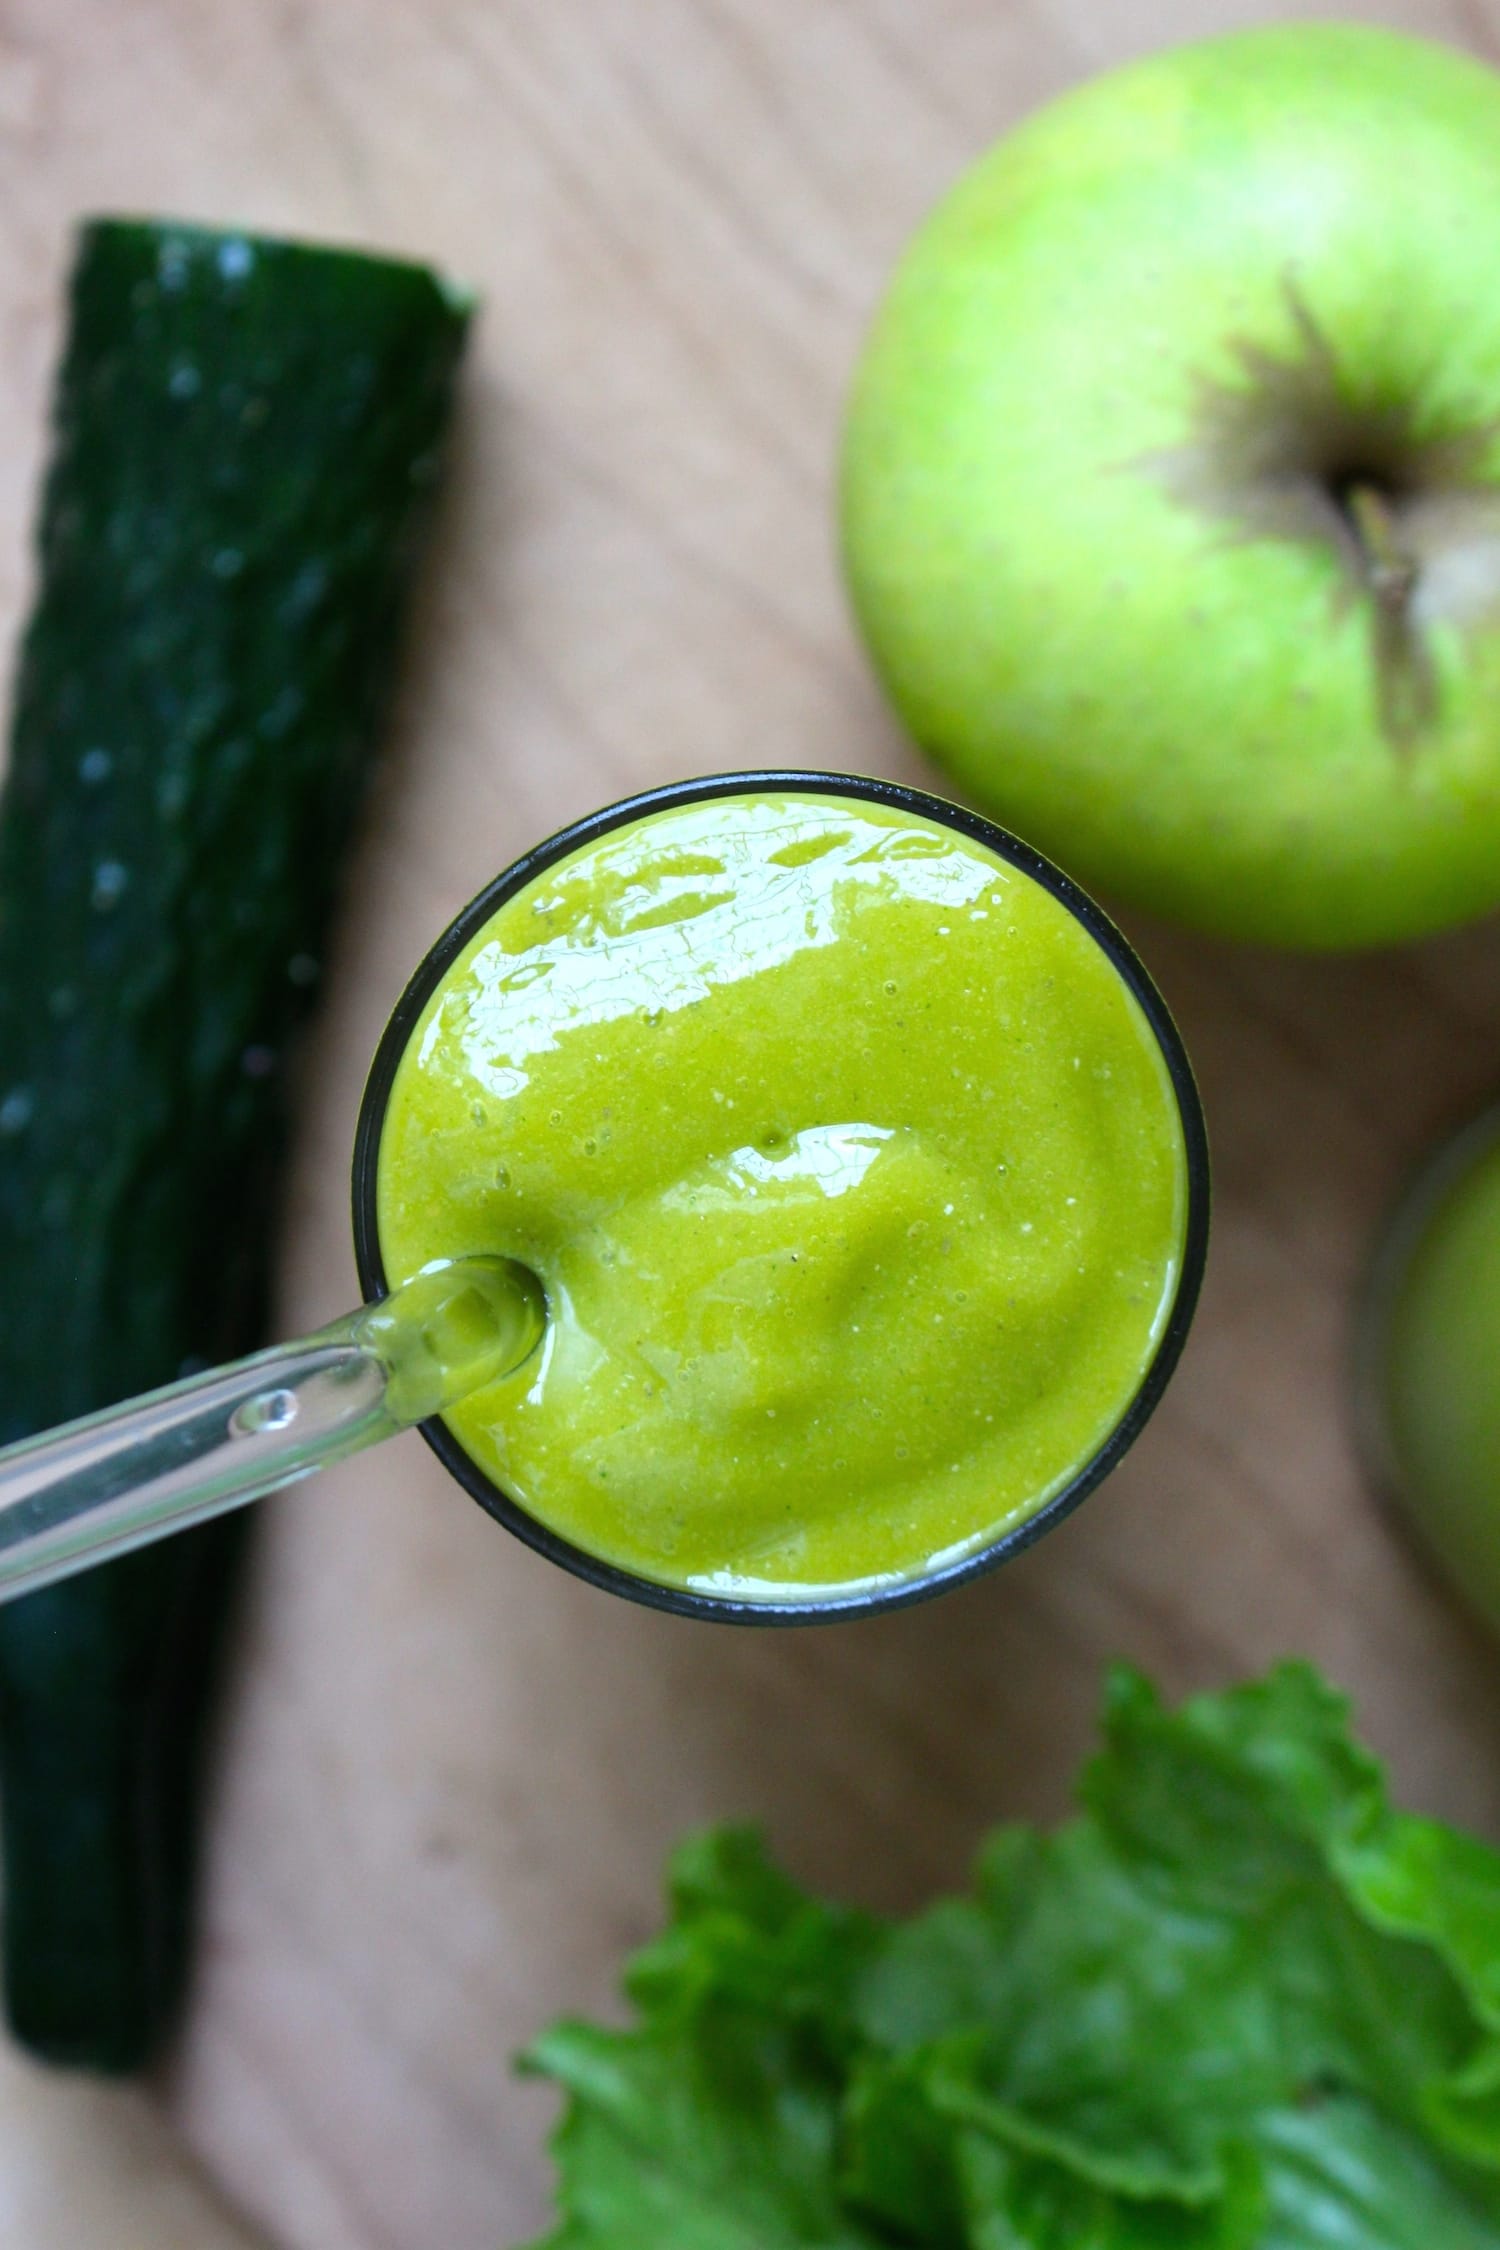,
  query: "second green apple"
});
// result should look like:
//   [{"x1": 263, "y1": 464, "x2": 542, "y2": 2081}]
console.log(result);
[{"x1": 842, "y1": 24, "x2": 1500, "y2": 949}]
